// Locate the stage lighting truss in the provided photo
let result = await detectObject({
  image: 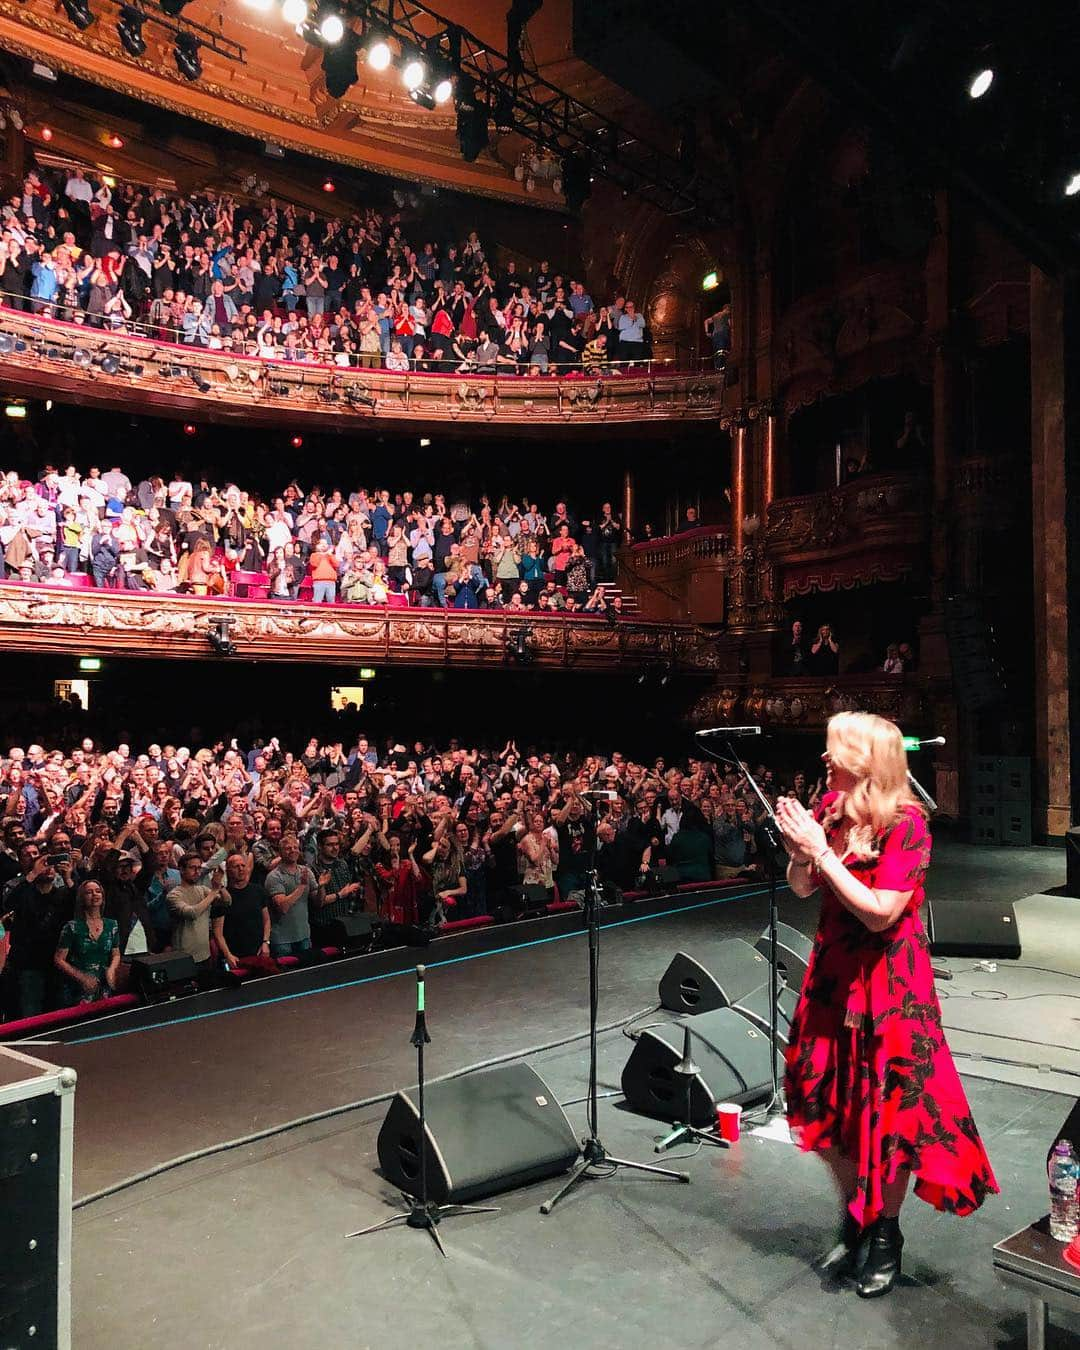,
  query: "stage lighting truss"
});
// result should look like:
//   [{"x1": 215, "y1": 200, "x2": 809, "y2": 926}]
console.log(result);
[
  {"x1": 305, "y1": 0, "x2": 724, "y2": 220},
  {"x1": 90, "y1": 1, "x2": 245, "y2": 67}
]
